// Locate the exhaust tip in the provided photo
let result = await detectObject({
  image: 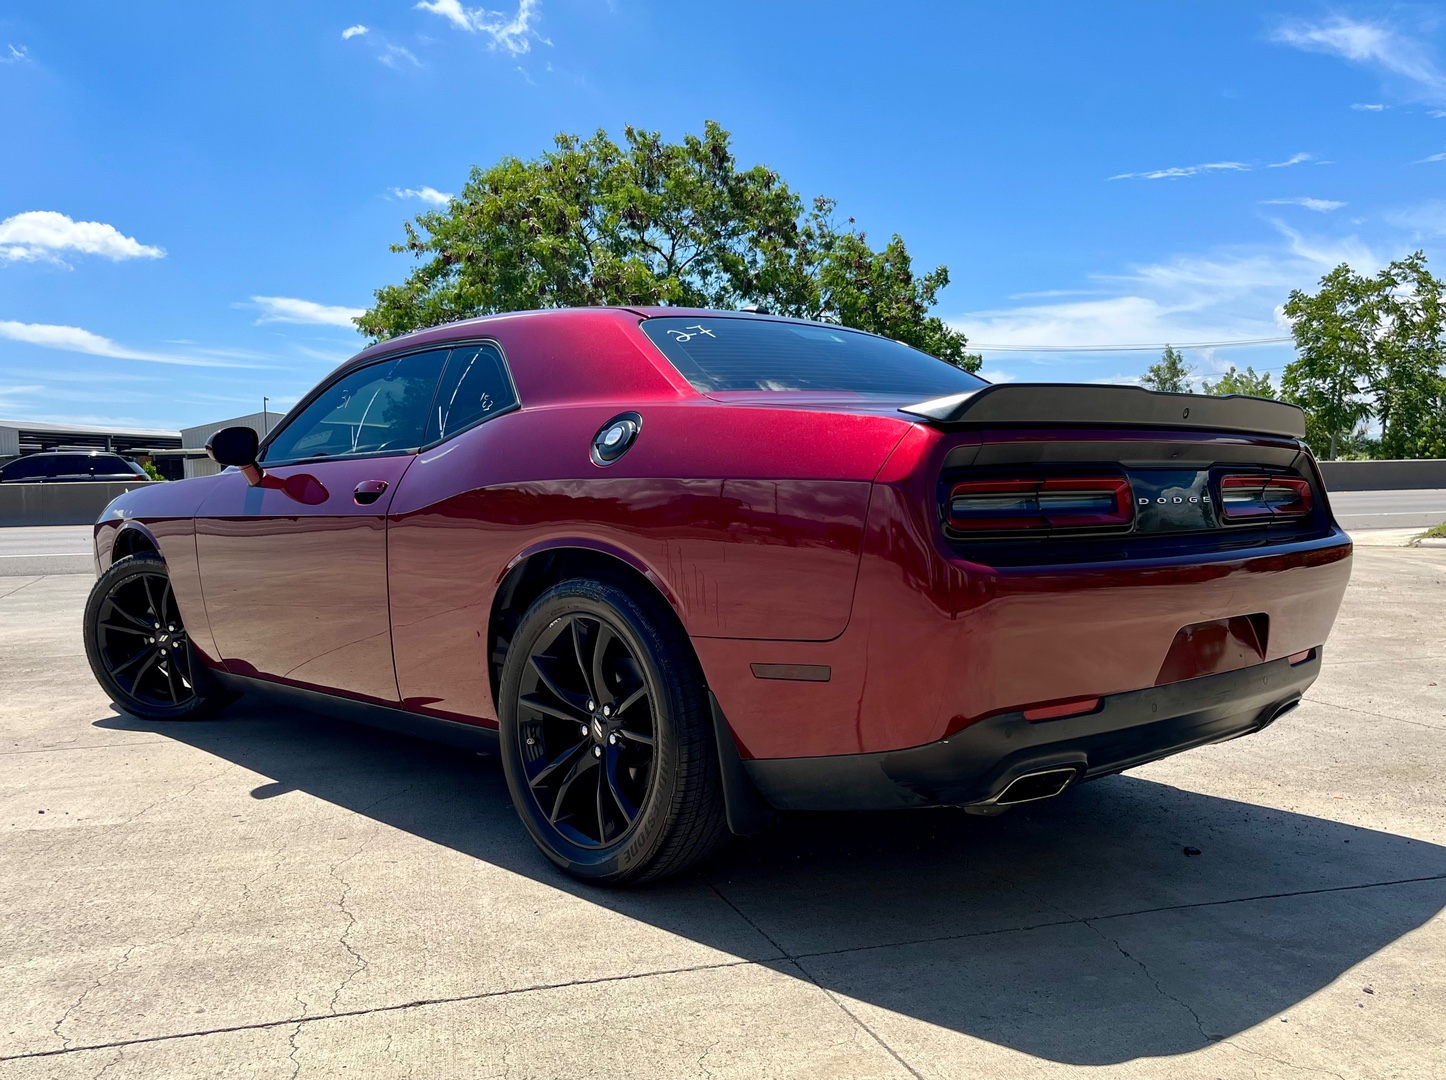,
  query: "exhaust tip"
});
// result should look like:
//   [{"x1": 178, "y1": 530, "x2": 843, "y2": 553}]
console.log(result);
[{"x1": 995, "y1": 766, "x2": 1079, "y2": 806}]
